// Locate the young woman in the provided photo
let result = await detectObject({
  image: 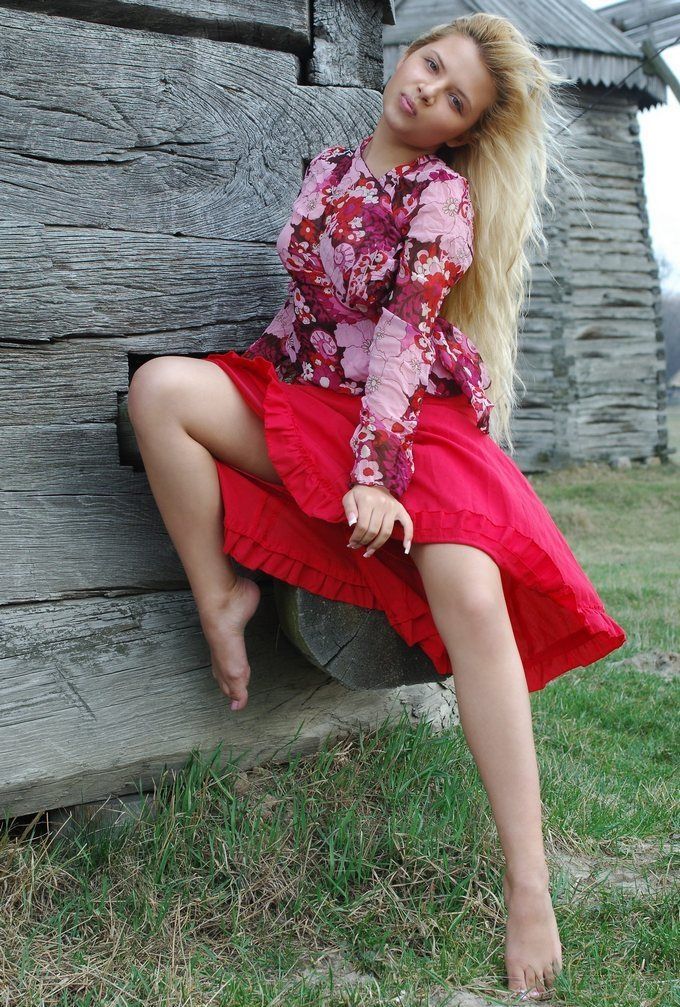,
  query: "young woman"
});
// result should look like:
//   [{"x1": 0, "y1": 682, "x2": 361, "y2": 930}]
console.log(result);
[{"x1": 128, "y1": 12, "x2": 627, "y2": 1000}]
